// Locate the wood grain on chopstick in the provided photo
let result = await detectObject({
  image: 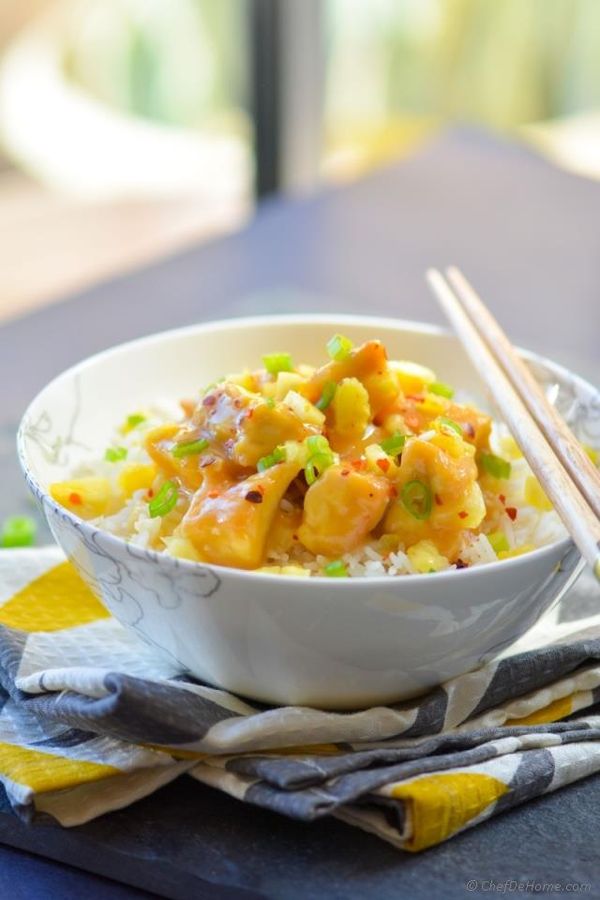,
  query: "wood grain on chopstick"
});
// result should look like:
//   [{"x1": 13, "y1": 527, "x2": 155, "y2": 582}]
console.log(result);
[
  {"x1": 446, "y1": 266, "x2": 600, "y2": 520},
  {"x1": 426, "y1": 268, "x2": 600, "y2": 581}
]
